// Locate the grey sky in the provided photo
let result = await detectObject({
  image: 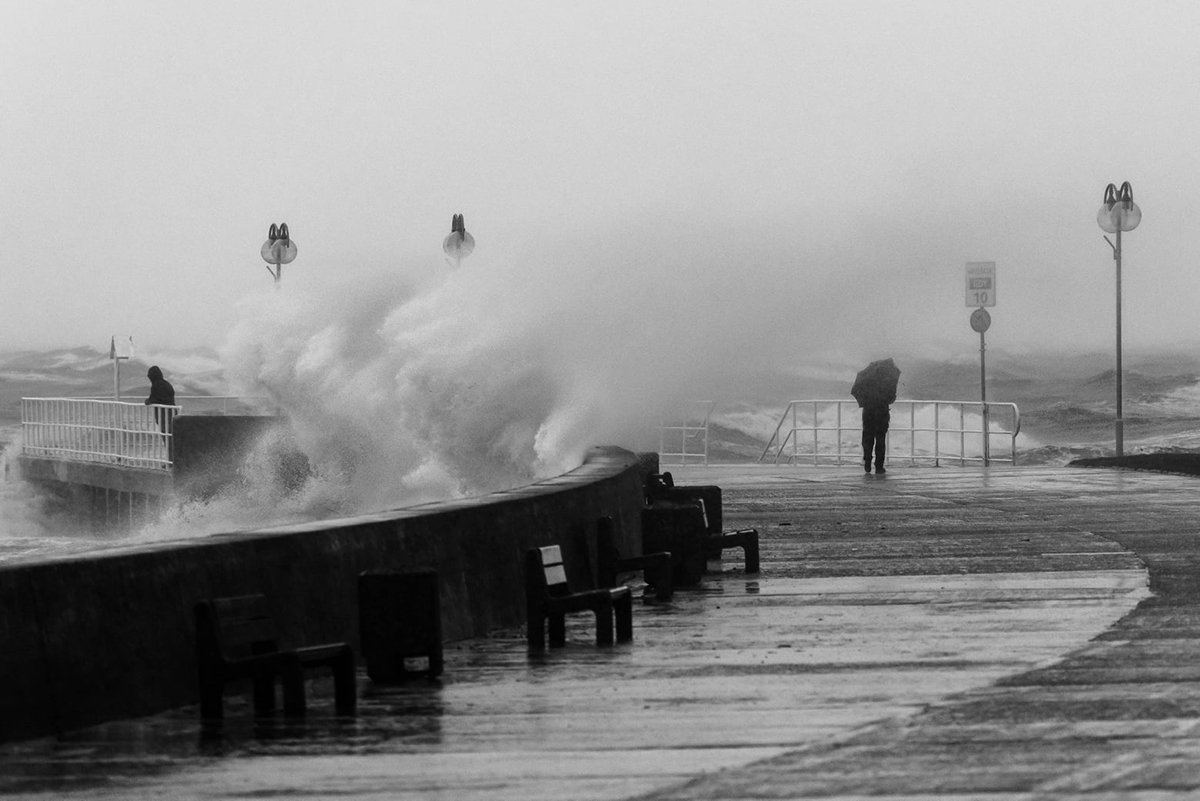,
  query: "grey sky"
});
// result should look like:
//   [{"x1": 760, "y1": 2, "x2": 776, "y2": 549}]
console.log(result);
[{"x1": 4, "y1": 1, "x2": 1200, "y2": 360}]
